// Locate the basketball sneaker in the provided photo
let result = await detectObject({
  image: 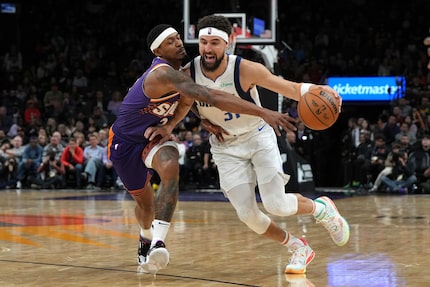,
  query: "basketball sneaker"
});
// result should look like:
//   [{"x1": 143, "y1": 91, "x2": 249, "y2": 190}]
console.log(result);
[
  {"x1": 314, "y1": 196, "x2": 350, "y2": 246},
  {"x1": 285, "y1": 238, "x2": 315, "y2": 274},
  {"x1": 137, "y1": 240, "x2": 169, "y2": 274},
  {"x1": 137, "y1": 236, "x2": 151, "y2": 265},
  {"x1": 285, "y1": 274, "x2": 315, "y2": 287}
]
